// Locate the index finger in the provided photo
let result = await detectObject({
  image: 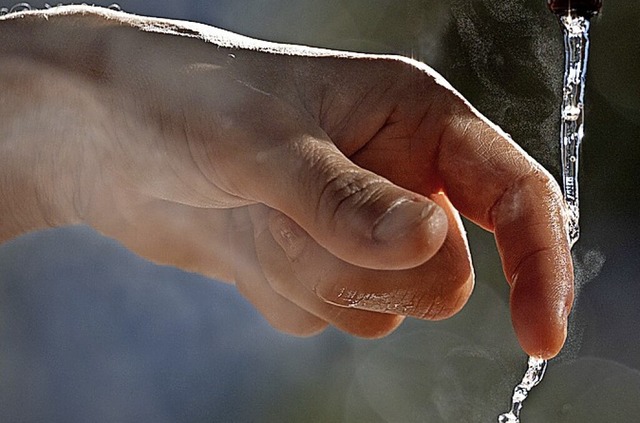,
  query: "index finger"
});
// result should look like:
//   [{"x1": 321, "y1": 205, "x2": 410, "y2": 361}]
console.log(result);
[{"x1": 438, "y1": 106, "x2": 573, "y2": 359}]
